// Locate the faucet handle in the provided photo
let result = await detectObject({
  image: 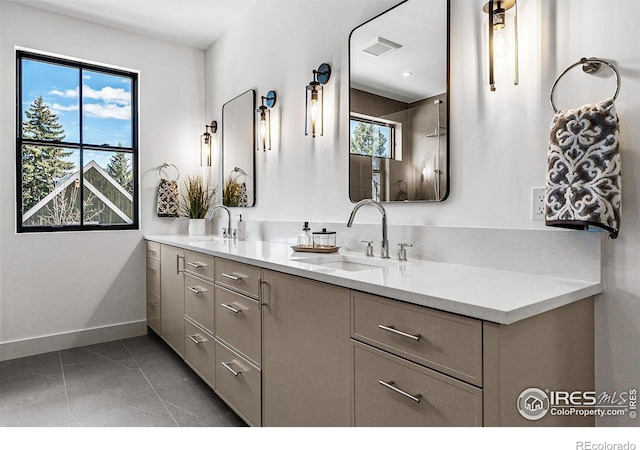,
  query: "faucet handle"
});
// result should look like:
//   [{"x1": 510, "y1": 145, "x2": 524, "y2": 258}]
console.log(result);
[
  {"x1": 397, "y1": 243, "x2": 413, "y2": 261},
  {"x1": 361, "y1": 240, "x2": 374, "y2": 257},
  {"x1": 222, "y1": 228, "x2": 228, "y2": 238}
]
